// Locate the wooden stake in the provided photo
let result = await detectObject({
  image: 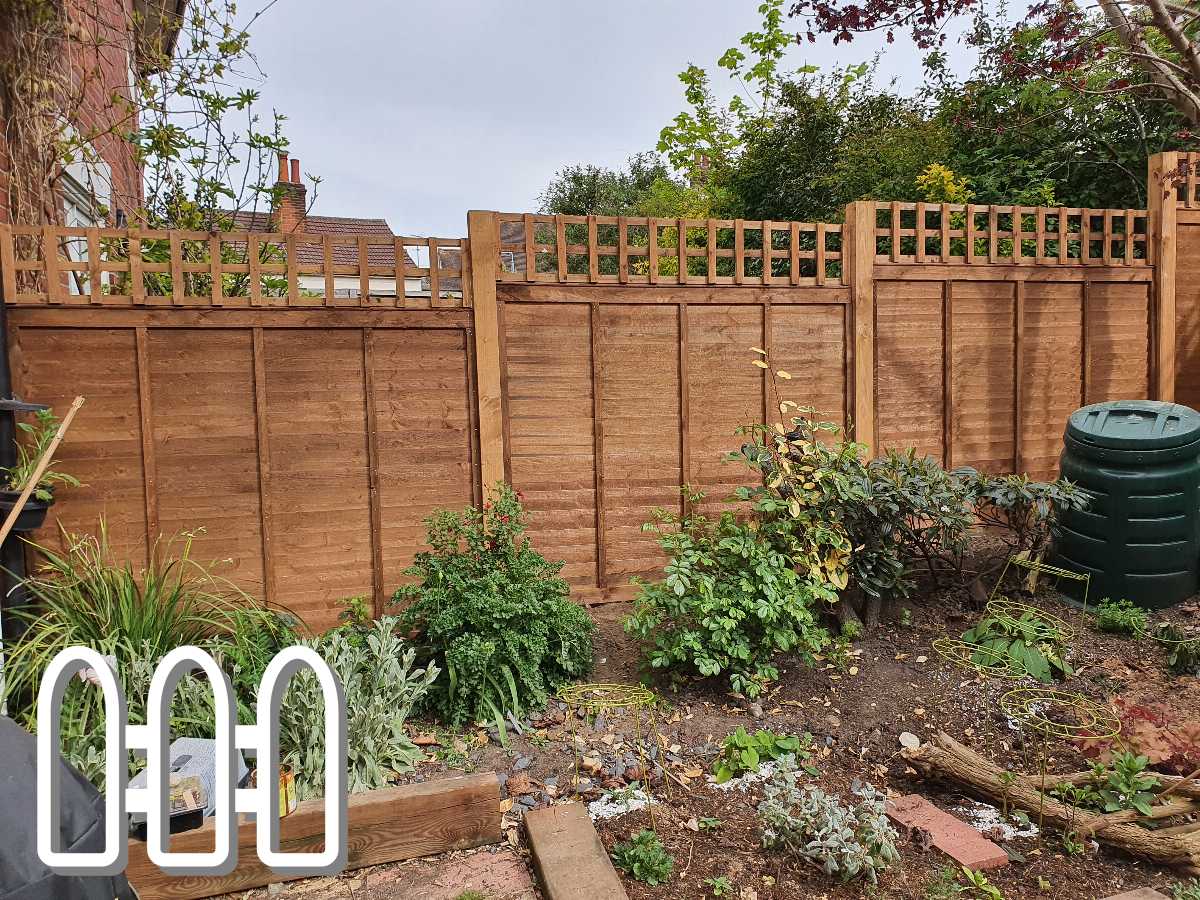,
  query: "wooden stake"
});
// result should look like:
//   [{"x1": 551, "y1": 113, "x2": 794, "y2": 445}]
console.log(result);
[{"x1": 0, "y1": 395, "x2": 85, "y2": 548}]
